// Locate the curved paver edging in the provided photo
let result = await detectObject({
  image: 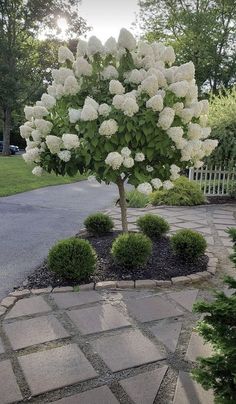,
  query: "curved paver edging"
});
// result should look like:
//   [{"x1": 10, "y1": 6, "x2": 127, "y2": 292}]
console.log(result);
[{"x1": 0, "y1": 253, "x2": 218, "y2": 313}]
